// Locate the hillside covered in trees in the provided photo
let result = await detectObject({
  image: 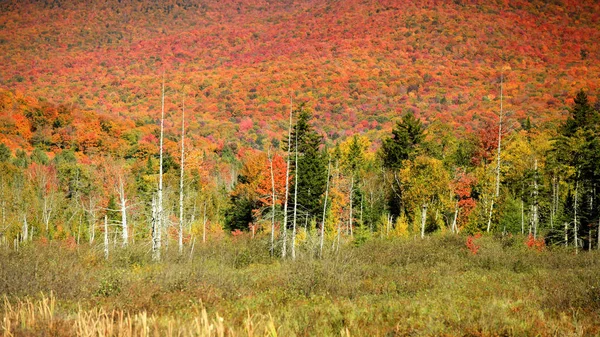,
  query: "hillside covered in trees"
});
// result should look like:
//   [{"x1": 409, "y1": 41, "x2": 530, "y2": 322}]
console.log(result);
[{"x1": 1, "y1": 0, "x2": 600, "y2": 335}]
